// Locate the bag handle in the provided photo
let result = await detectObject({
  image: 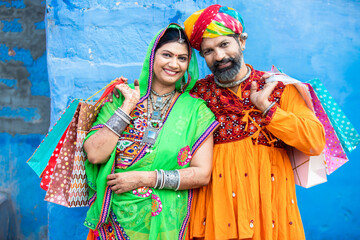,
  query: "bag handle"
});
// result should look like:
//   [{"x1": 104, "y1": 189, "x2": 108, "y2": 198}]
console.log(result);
[{"x1": 85, "y1": 79, "x2": 125, "y2": 108}]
